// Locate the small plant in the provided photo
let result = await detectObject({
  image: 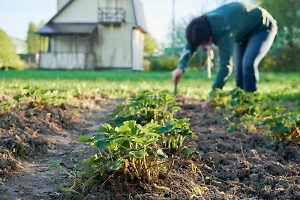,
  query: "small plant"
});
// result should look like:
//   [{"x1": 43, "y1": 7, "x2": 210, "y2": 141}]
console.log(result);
[
  {"x1": 79, "y1": 120, "x2": 166, "y2": 184},
  {"x1": 262, "y1": 107, "x2": 300, "y2": 147},
  {"x1": 78, "y1": 118, "x2": 195, "y2": 188},
  {"x1": 48, "y1": 160, "x2": 82, "y2": 198},
  {"x1": 210, "y1": 89, "x2": 231, "y2": 108},
  {"x1": 109, "y1": 90, "x2": 180, "y2": 126},
  {"x1": 228, "y1": 88, "x2": 265, "y2": 116},
  {"x1": 158, "y1": 118, "x2": 195, "y2": 154},
  {"x1": 217, "y1": 114, "x2": 239, "y2": 132},
  {"x1": 211, "y1": 88, "x2": 266, "y2": 116}
]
